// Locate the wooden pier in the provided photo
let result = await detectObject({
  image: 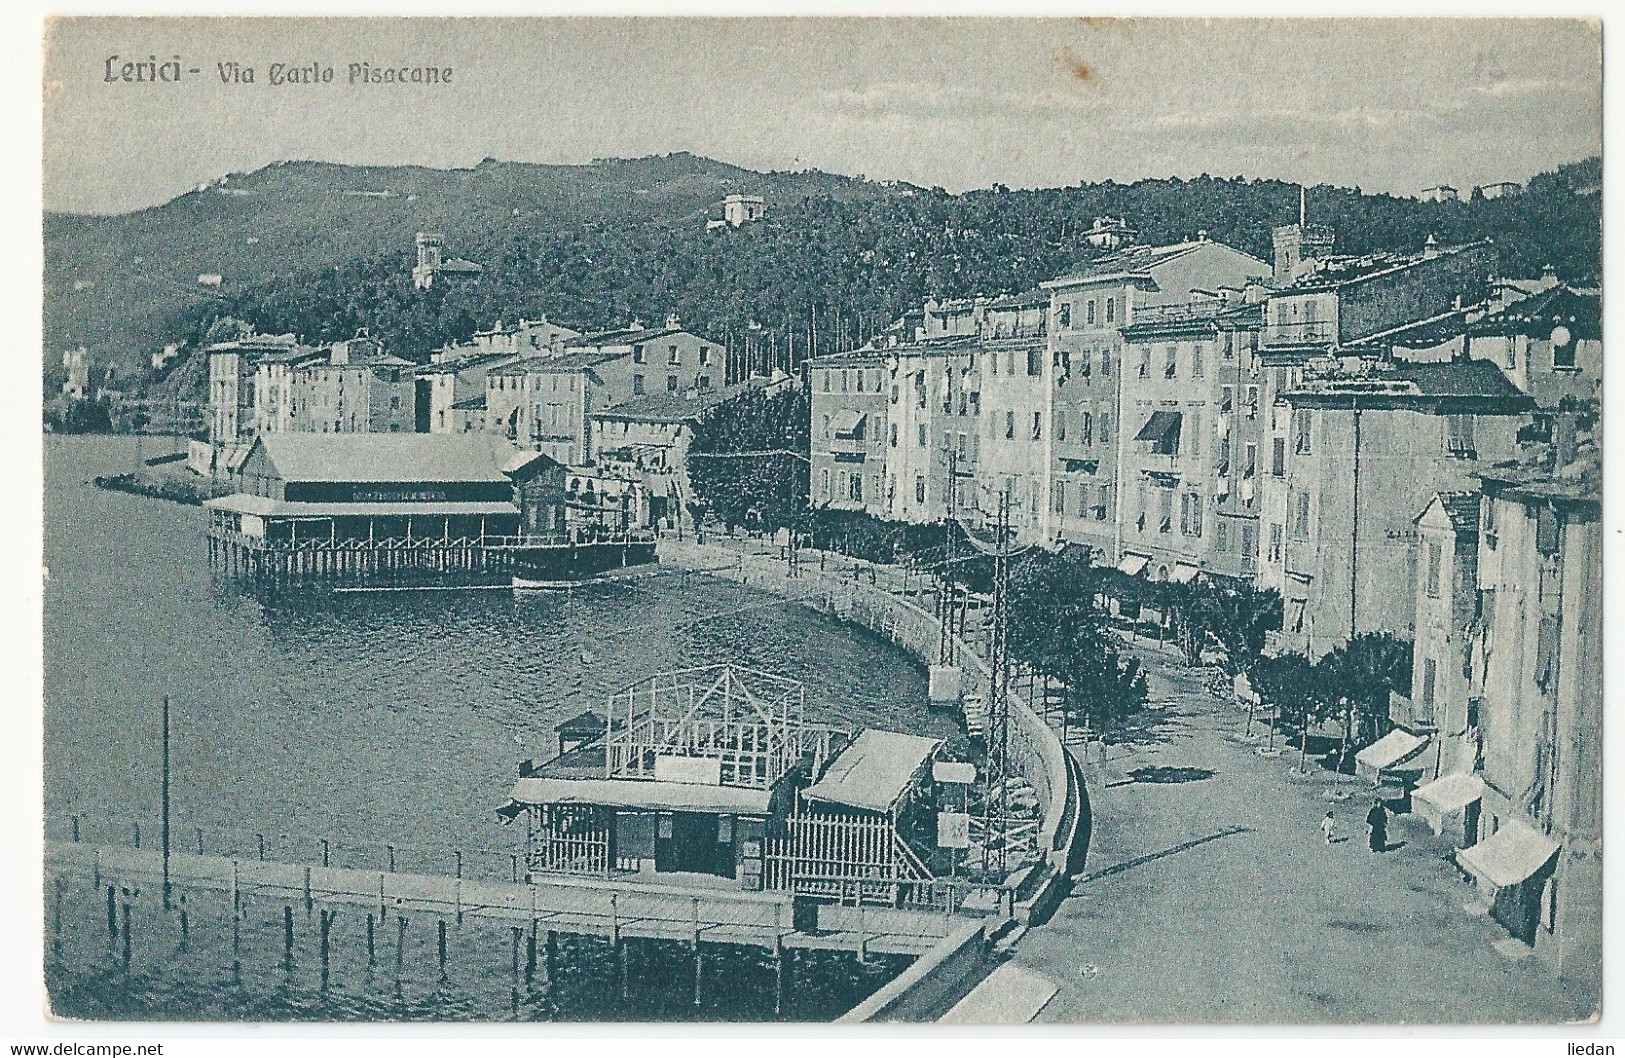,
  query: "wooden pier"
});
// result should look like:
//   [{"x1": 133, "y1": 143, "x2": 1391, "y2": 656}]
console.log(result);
[{"x1": 45, "y1": 841, "x2": 958, "y2": 958}]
